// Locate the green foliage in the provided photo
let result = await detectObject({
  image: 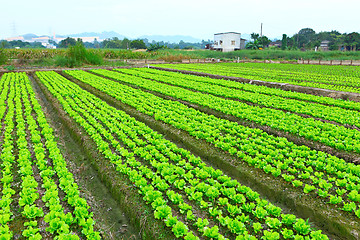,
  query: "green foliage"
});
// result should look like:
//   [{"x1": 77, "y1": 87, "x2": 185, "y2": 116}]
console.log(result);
[
  {"x1": 281, "y1": 34, "x2": 288, "y2": 50},
  {"x1": 58, "y1": 37, "x2": 77, "y2": 48},
  {"x1": 293, "y1": 219, "x2": 311, "y2": 235},
  {"x1": 130, "y1": 39, "x2": 147, "y2": 49},
  {"x1": 203, "y1": 225, "x2": 219, "y2": 239},
  {"x1": 147, "y1": 43, "x2": 167, "y2": 52},
  {"x1": 55, "y1": 42, "x2": 103, "y2": 67},
  {"x1": 4, "y1": 65, "x2": 14, "y2": 71},
  {"x1": 281, "y1": 228, "x2": 294, "y2": 239},
  {"x1": 194, "y1": 218, "x2": 209, "y2": 232},
  {"x1": 246, "y1": 40, "x2": 263, "y2": 50},
  {"x1": 252, "y1": 222, "x2": 262, "y2": 233},
  {"x1": 154, "y1": 205, "x2": 172, "y2": 220},
  {"x1": 22, "y1": 205, "x2": 44, "y2": 219},
  {"x1": 0, "y1": 48, "x2": 7, "y2": 65},
  {"x1": 36, "y1": 70, "x2": 330, "y2": 240},
  {"x1": 172, "y1": 221, "x2": 188, "y2": 238},
  {"x1": 261, "y1": 230, "x2": 280, "y2": 240}
]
